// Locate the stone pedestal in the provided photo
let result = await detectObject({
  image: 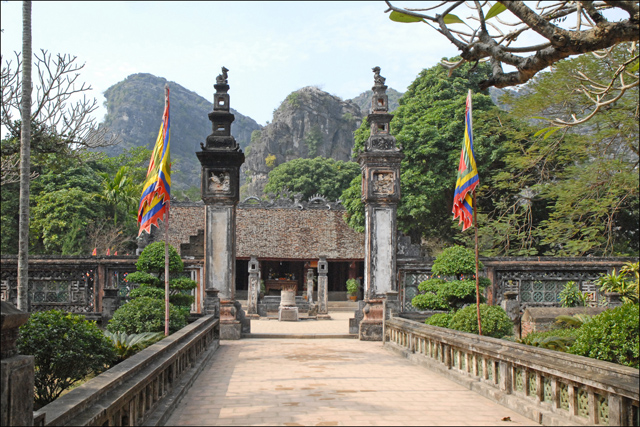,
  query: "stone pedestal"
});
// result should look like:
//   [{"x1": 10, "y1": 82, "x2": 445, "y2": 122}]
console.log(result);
[
  {"x1": 204, "y1": 288, "x2": 220, "y2": 317},
  {"x1": 1, "y1": 301, "x2": 34, "y2": 427},
  {"x1": 359, "y1": 298, "x2": 385, "y2": 341},
  {"x1": 279, "y1": 288, "x2": 298, "y2": 321},
  {"x1": 220, "y1": 300, "x2": 242, "y2": 340}
]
